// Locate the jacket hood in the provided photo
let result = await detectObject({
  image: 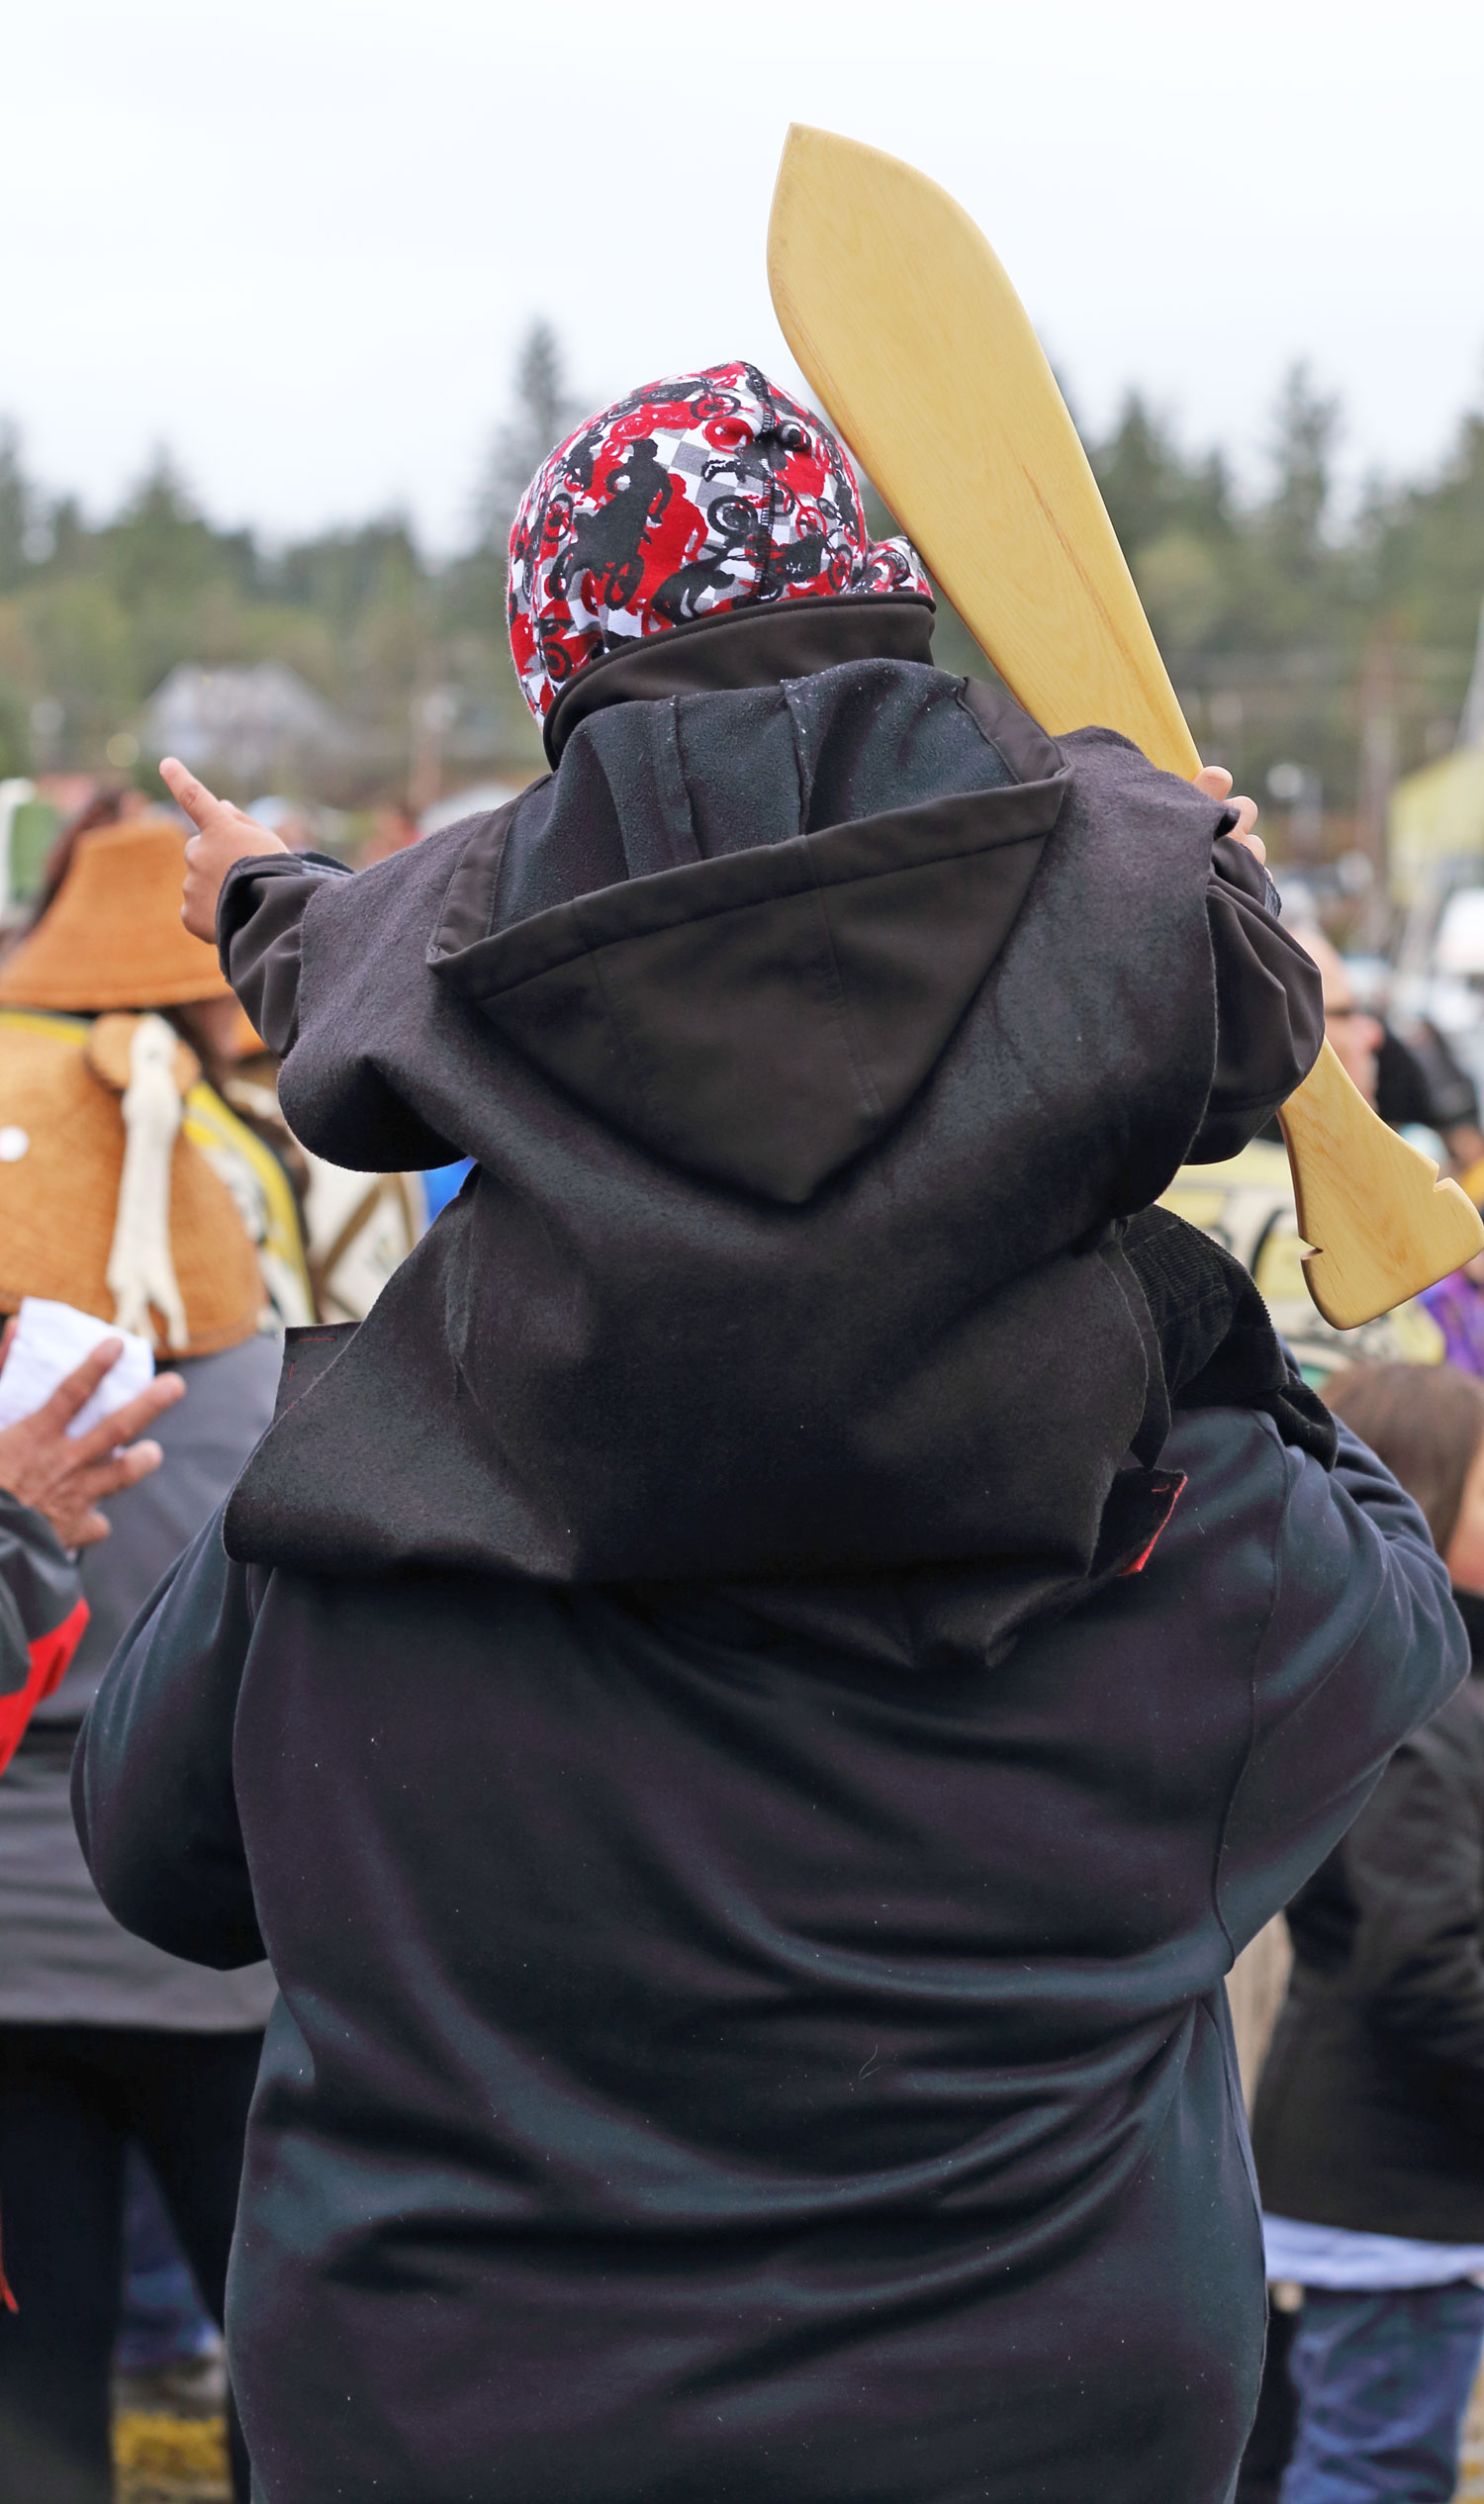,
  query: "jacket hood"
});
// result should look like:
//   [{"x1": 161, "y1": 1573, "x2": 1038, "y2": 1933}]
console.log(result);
[
  {"x1": 219, "y1": 598, "x2": 1255, "y2": 1628},
  {"x1": 429, "y1": 639, "x2": 1065, "y2": 1206}
]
